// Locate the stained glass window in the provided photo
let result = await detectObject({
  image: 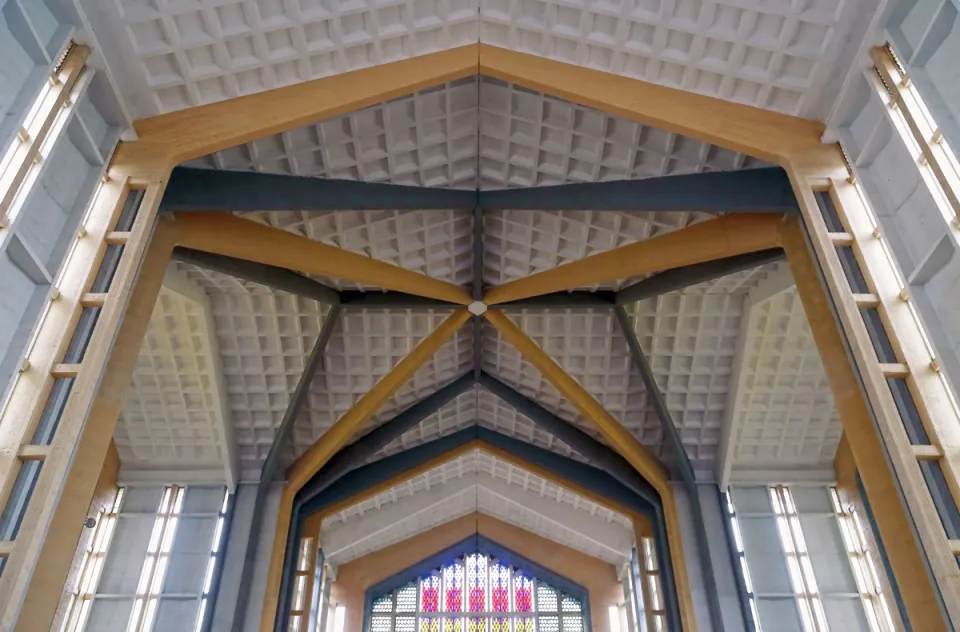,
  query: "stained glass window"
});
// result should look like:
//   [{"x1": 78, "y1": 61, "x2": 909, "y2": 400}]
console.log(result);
[{"x1": 367, "y1": 552, "x2": 586, "y2": 631}]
